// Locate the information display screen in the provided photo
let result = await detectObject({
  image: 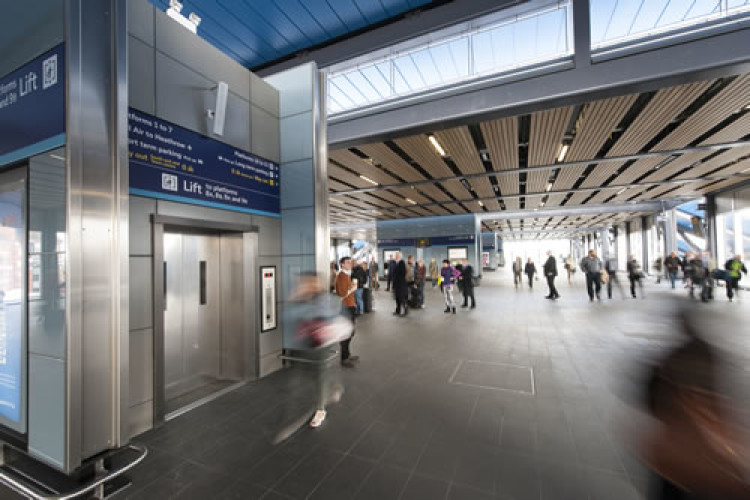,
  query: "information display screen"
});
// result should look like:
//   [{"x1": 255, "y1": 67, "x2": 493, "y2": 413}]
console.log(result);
[
  {"x1": 448, "y1": 246, "x2": 468, "y2": 261},
  {"x1": 128, "y1": 108, "x2": 280, "y2": 217}
]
